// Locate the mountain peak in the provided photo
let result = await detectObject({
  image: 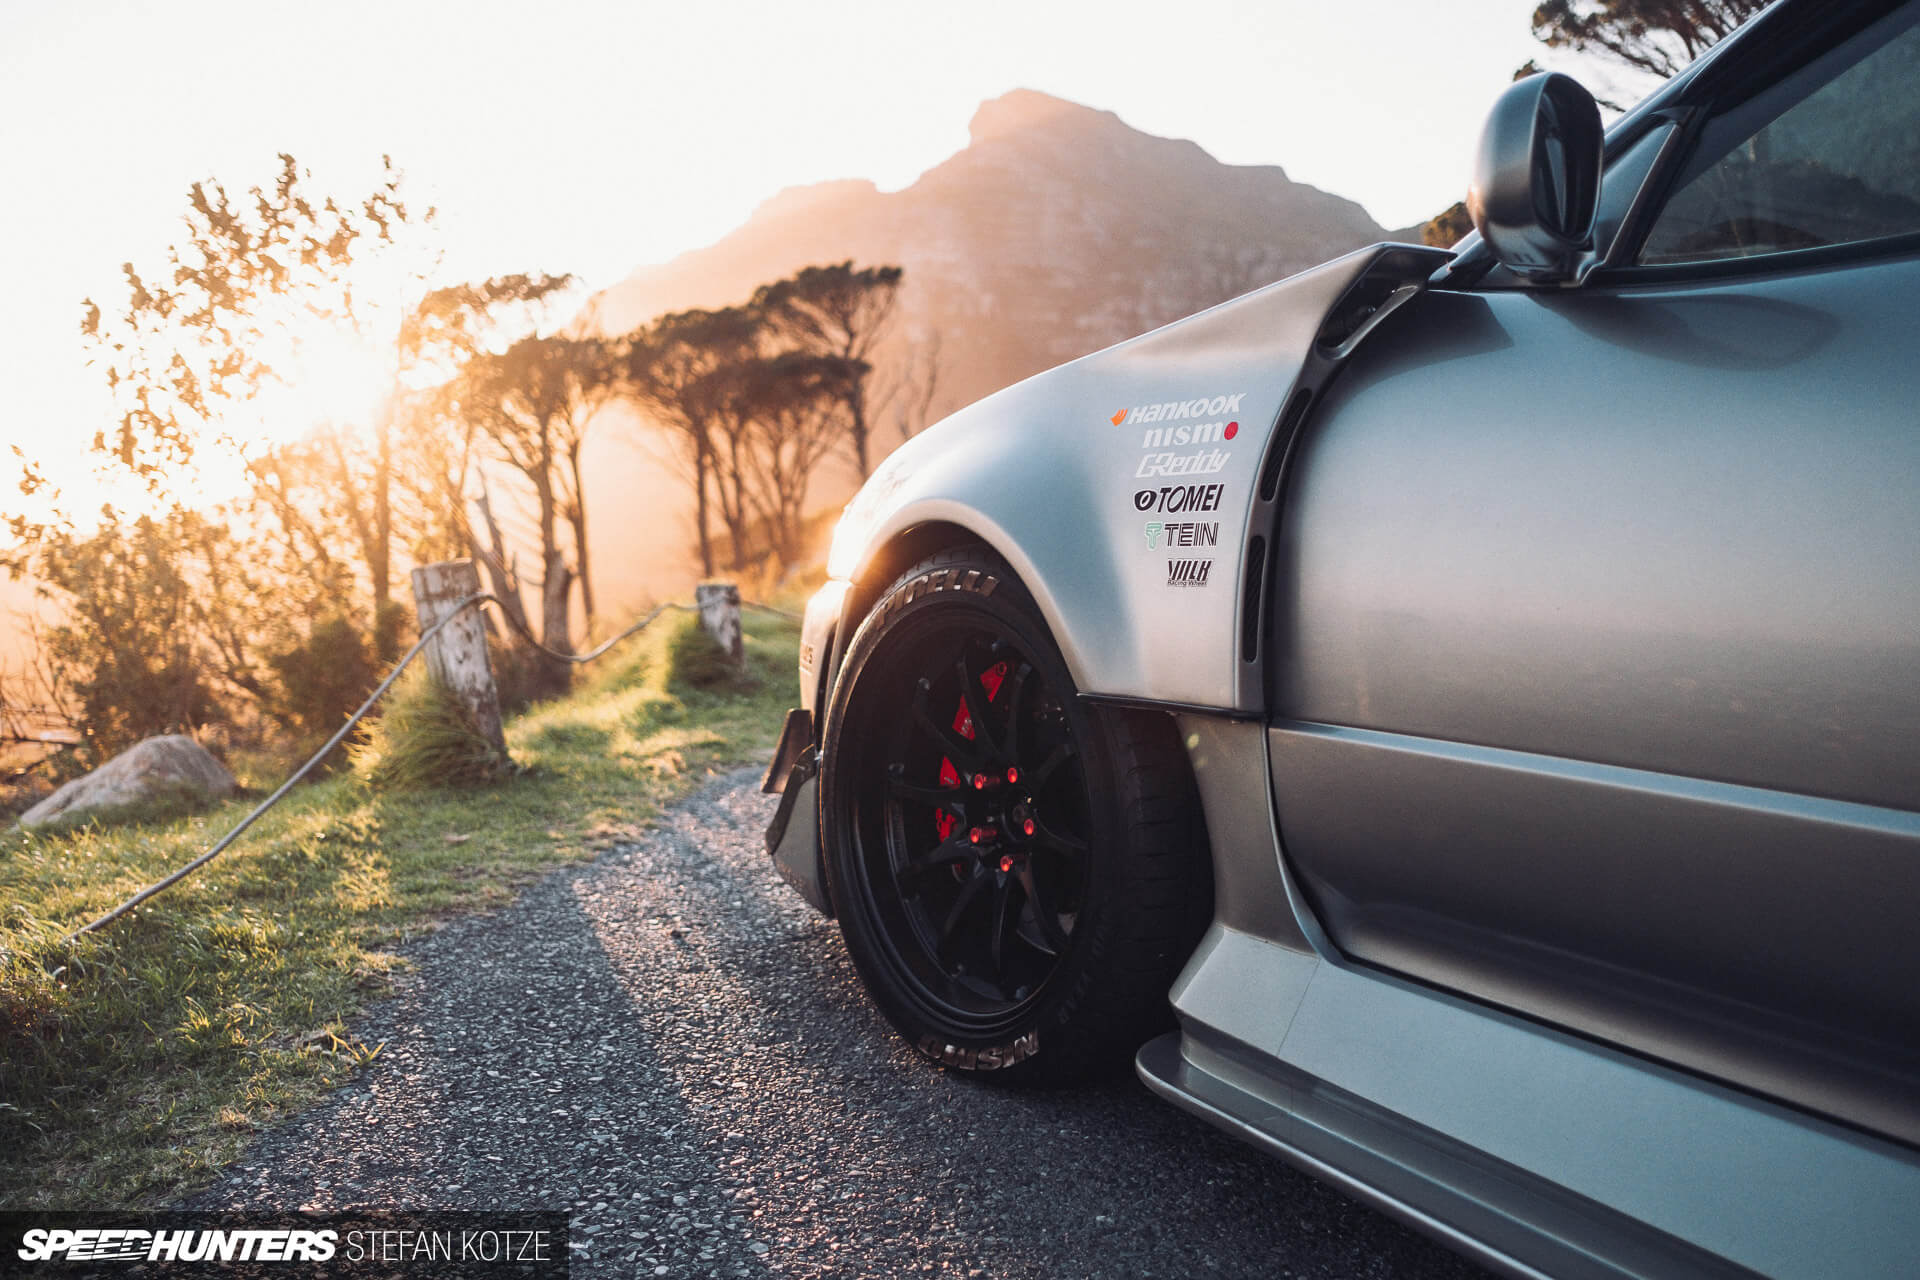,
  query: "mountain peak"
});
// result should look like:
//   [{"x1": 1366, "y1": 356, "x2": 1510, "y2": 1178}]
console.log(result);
[
  {"x1": 595, "y1": 89, "x2": 1384, "y2": 407},
  {"x1": 582, "y1": 89, "x2": 1388, "y2": 605},
  {"x1": 751, "y1": 178, "x2": 879, "y2": 224},
  {"x1": 967, "y1": 89, "x2": 1120, "y2": 144}
]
